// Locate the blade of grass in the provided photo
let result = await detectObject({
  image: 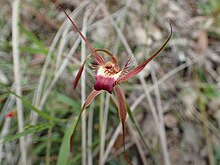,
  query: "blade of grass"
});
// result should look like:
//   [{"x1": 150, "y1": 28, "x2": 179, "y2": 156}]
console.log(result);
[
  {"x1": 102, "y1": 94, "x2": 110, "y2": 164},
  {"x1": 20, "y1": 25, "x2": 47, "y2": 49},
  {"x1": 12, "y1": 0, "x2": 27, "y2": 163},
  {"x1": 81, "y1": 12, "x2": 88, "y2": 165},
  {"x1": 0, "y1": 83, "x2": 65, "y2": 123},
  {"x1": 127, "y1": 121, "x2": 149, "y2": 165},
  {"x1": 195, "y1": 68, "x2": 215, "y2": 165},
  {"x1": 56, "y1": 93, "x2": 81, "y2": 110},
  {"x1": 56, "y1": 119, "x2": 77, "y2": 165},
  {"x1": 1, "y1": 123, "x2": 53, "y2": 144},
  {"x1": 127, "y1": 103, "x2": 157, "y2": 165},
  {"x1": 151, "y1": 69, "x2": 171, "y2": 165},
  {"x1": 26, "y1": 1, "x2": 90, "y2": 155},
  {"x1": 20, "y1": 46, "x2": 48, "y2": 55},
  {"x1": 88, "y1": 102, "x2": 95, "y2": 165},
  {"x1": 99, "y1": 92, "x2": 105, "y2": 165},
  {"x1": 19, "y1": 26, "x2": 49, "y2": 55},
  {"x1": 0, "y1": 93, "x2": 16, "y2": 164},
  {"x1": 31, "y1": 0, "x2": 90, "y2": 124},
  {"x1": 46, "y1": 109, "x2": 55, "y2": 165},
  {"x1": 0, "y1": 118, "x2": 11, "y2": 164}
]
